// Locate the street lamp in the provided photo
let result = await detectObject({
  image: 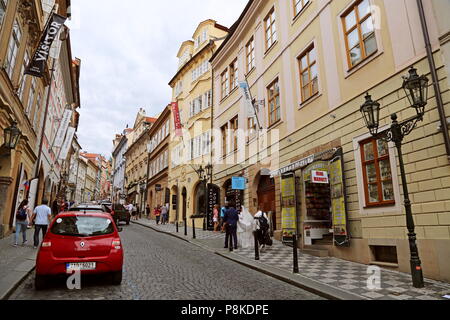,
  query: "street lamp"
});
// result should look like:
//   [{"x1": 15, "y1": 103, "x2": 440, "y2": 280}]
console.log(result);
[
  {"x1": 2, "y1": 122, "x2": 22, "y2": 150},
  {"x1": 360, "y1": 66, "x2": 428, "y2": 289}
]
